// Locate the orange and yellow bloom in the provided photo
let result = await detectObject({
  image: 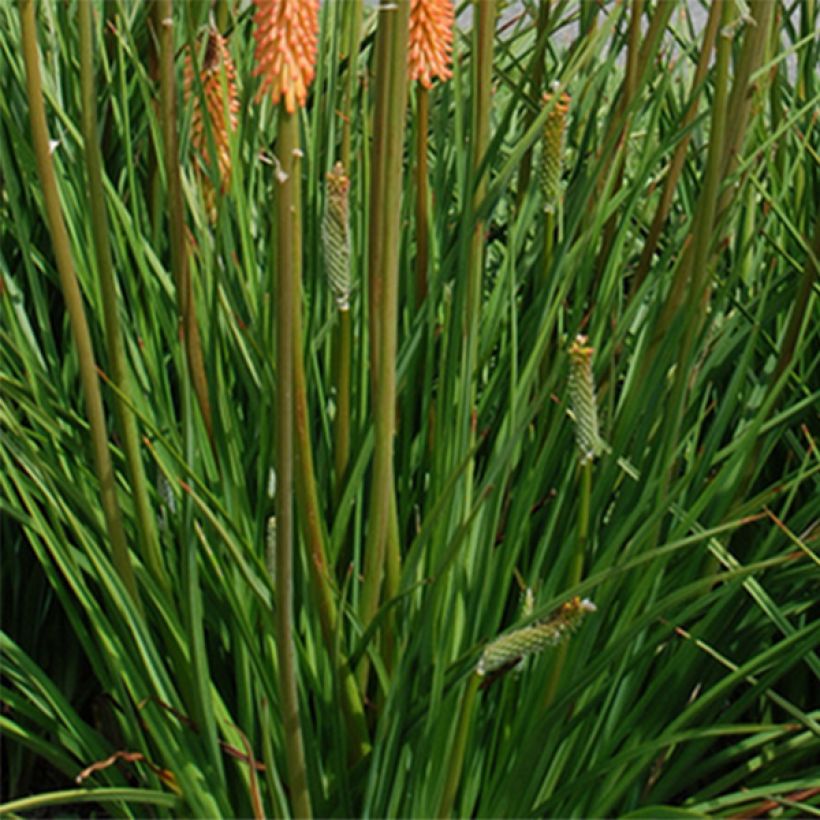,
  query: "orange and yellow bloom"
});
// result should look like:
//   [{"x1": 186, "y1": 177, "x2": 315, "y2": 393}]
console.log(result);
[
  {"x1": 409, "y1": 0, "x2": 454, "y2": 88},
  {"x1": 252, "y1": 0, "x2": 319, "y2": 112}
]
